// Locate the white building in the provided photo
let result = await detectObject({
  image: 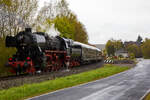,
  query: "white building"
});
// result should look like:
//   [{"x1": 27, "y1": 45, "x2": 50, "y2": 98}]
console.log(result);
[{"x1": 115, "y1": 48, "x2": 129, "y2": 58}]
